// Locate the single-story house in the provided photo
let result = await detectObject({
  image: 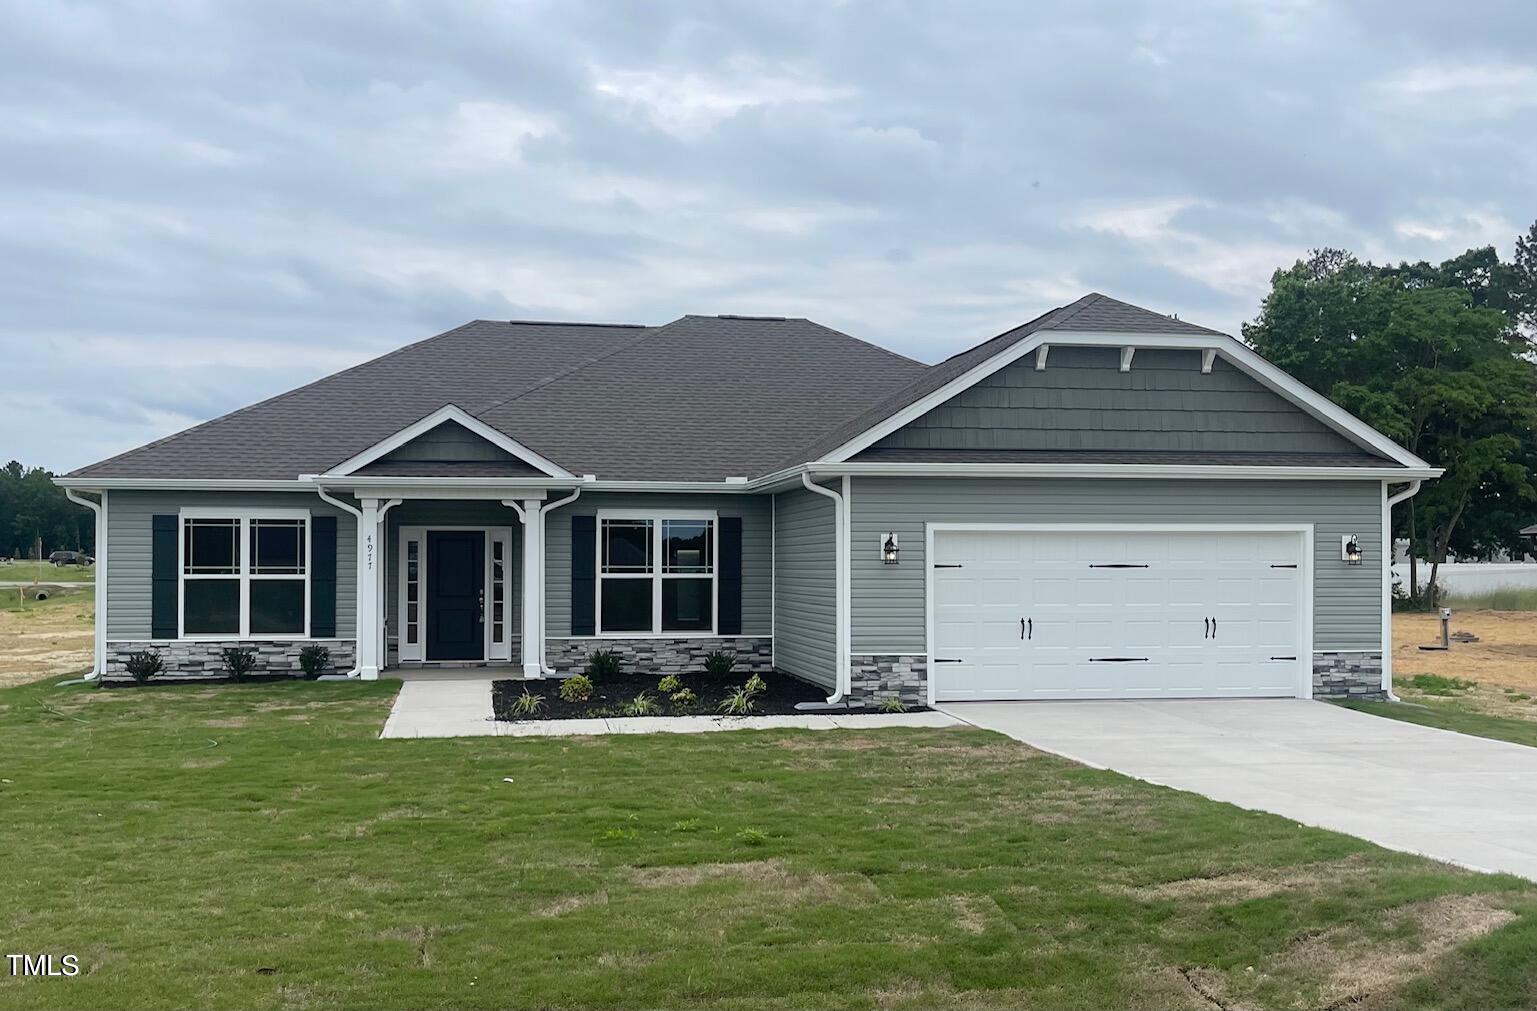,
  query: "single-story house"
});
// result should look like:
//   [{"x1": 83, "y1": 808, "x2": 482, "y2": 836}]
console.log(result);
[{"x1": 57, "y1": 293, "x2": 1439, "y2": 704}]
